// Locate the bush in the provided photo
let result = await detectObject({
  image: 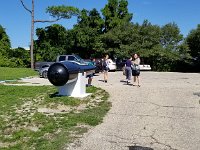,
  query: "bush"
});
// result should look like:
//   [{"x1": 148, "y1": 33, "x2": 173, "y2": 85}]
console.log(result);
[{"x1": 0, "y1": 54, "x2": 16, "y2": 67}]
